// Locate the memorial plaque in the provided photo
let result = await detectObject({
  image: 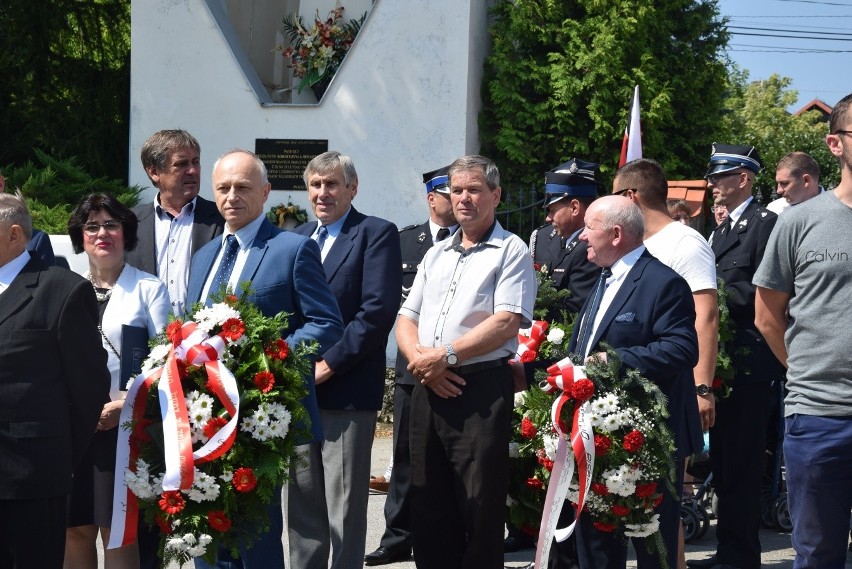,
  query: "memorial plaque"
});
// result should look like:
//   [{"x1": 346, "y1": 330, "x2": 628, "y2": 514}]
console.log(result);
[{"x1": 255, "y1": 139, "x2": 328, "y2": 191}]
